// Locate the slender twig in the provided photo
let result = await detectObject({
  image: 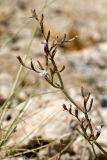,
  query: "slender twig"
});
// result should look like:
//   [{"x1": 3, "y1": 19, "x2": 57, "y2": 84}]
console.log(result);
[{"x1": 91, "y1": 143, "x2": 98, "y2": 159}]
